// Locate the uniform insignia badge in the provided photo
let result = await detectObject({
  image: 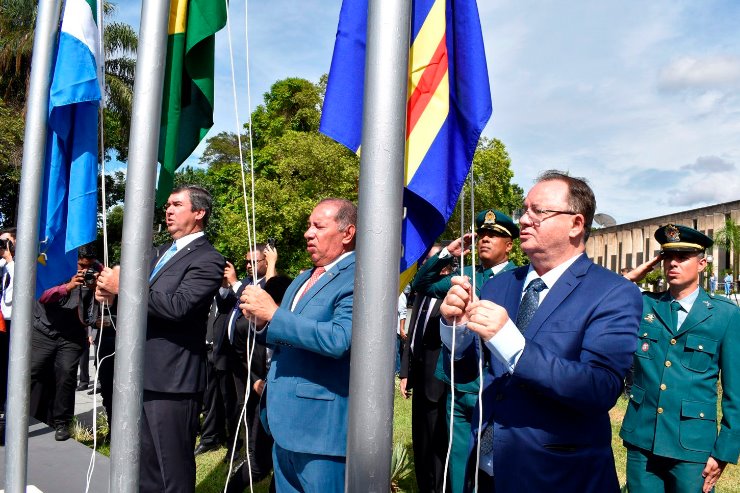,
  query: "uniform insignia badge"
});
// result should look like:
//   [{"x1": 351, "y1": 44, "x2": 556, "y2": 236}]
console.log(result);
[
  {"x1": 703, "y1": 300, "x2": 712, "y2": 308},
  {"x1": 641, "y1": 342, "x2": 650, "y2": 352},
  {"x1": 484, "y1": 210, "x2": 497, "y2": 227},
  {"x1": 644, "y1": 314, "x2": 655, "y2": 323},
  {"x1": 665, "y1": 224, "x2": 680, "y2": 242}
]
